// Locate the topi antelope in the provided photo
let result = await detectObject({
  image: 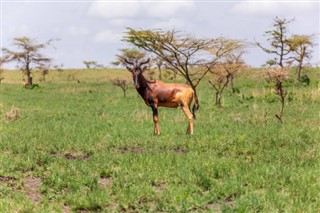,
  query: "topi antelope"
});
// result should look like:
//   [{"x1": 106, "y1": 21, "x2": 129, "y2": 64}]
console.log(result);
[{"x1": 125, "y1": 58, "x2": 198, "y2": 135}]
